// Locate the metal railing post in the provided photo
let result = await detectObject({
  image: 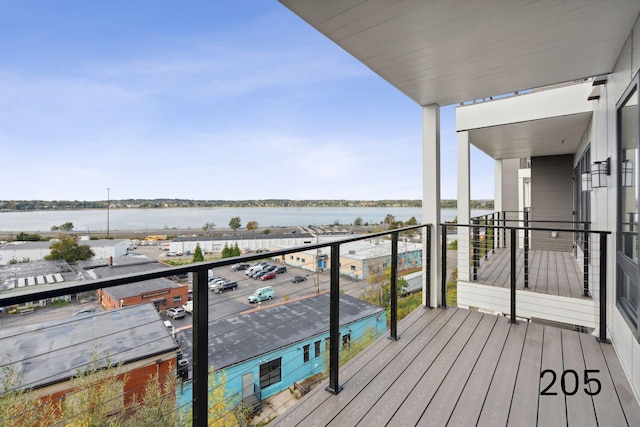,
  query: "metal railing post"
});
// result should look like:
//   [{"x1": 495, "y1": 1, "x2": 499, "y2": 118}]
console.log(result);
[
  {"x1": 510, "y1": 228, "x2": 518, "y2": 324},
  {"x1": 426, "y1": 225, "x2": 432, "y2": 308},
  {"x1": 192, "y1": 267, "x2": 209, "y2": 427},
  {"x1": 583, "y1": 223, "x2": 590, "y2": 297},
  {"x1": 441, "y1": 224, "x2": 447, "y2": 308},
  {"x1": 597, "y1": 232, "x2": 610, "y2": 343},
  {"x1": 491, "y1": 213, "x2": 496, "y2": 254},
  {"x1": 524, "y1": 210, "x2": 529, "y2": 288},
  {"x1": 483, "y1": 219, "x2": 488, "y2": 260},
  {"x1": 326, "y1": 242, "x2": 343, "y2": 394},
  {"x1": 472, "y1": 219, "x2": 479, "y2": 281},
  {"x1": 390, "y1": 232, "x2": 399, "y2": 340},
  {"x1": 502, "y1": 211, "x2": 507, "y2": 248}
]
